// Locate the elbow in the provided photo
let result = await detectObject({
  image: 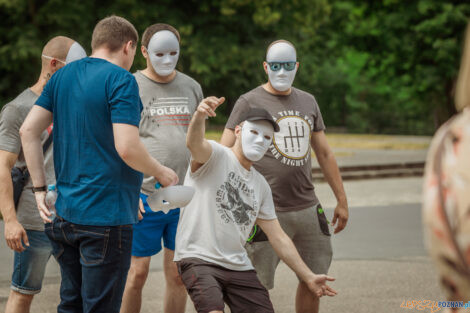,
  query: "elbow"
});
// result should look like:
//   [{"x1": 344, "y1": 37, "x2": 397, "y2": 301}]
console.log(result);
[
  {"x1": 186, "y1": 136, "x2": 196, "y2": 151},
  {"x1": 115, "y1": 142, "x2": 132, "y2": 162},
  {"x1": 19, "y1": 125, "x2": 27, "y2": 140}
]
